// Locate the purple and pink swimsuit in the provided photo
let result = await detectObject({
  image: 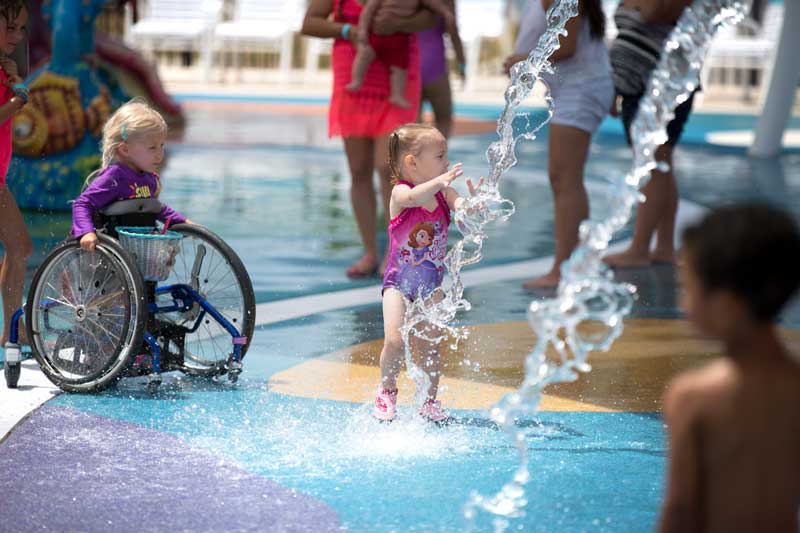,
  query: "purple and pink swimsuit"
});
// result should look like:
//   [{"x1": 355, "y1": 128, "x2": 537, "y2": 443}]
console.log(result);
[{"x1": 382, "y1": 180, "x2": 450, "y2": 300}]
